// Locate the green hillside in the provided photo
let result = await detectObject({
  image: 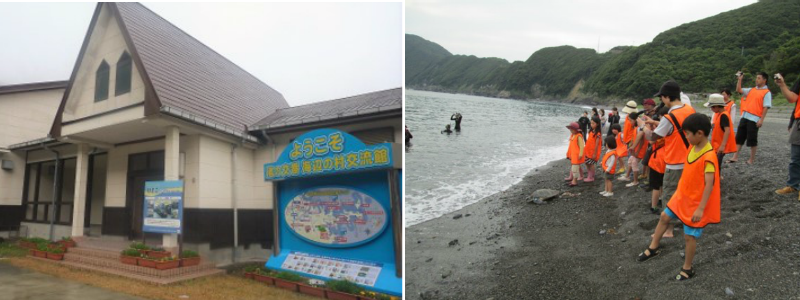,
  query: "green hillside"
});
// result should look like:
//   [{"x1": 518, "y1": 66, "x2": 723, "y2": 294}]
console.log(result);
[{"x1": 406, "y1": 0, "x2": 800, "y2": 103}]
